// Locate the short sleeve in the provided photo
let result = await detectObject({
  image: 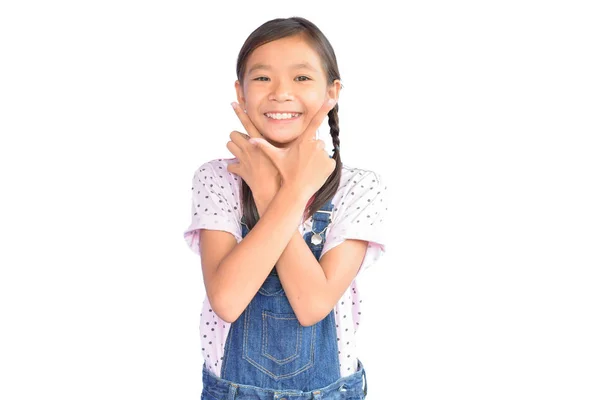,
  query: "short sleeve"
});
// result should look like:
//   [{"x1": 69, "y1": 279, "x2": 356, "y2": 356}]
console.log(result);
[
  {"x1": 183, "y1": 161, "x2": 242, "y2": 255},
  {"x1": 320, "y1": 170, "x2": 389, "y2": 274}
]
